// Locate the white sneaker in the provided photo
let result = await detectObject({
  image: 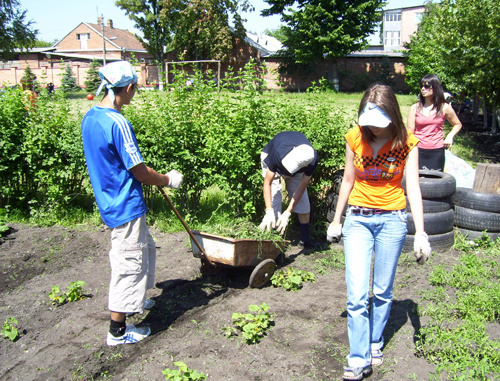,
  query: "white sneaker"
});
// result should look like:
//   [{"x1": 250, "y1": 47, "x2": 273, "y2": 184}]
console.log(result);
[
  {"x1": 107, "y1": 324, "x2": 151, "y2": 346},
  {"x1": 126, "y1": 299, "x2": 156, "y2": 317}
]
